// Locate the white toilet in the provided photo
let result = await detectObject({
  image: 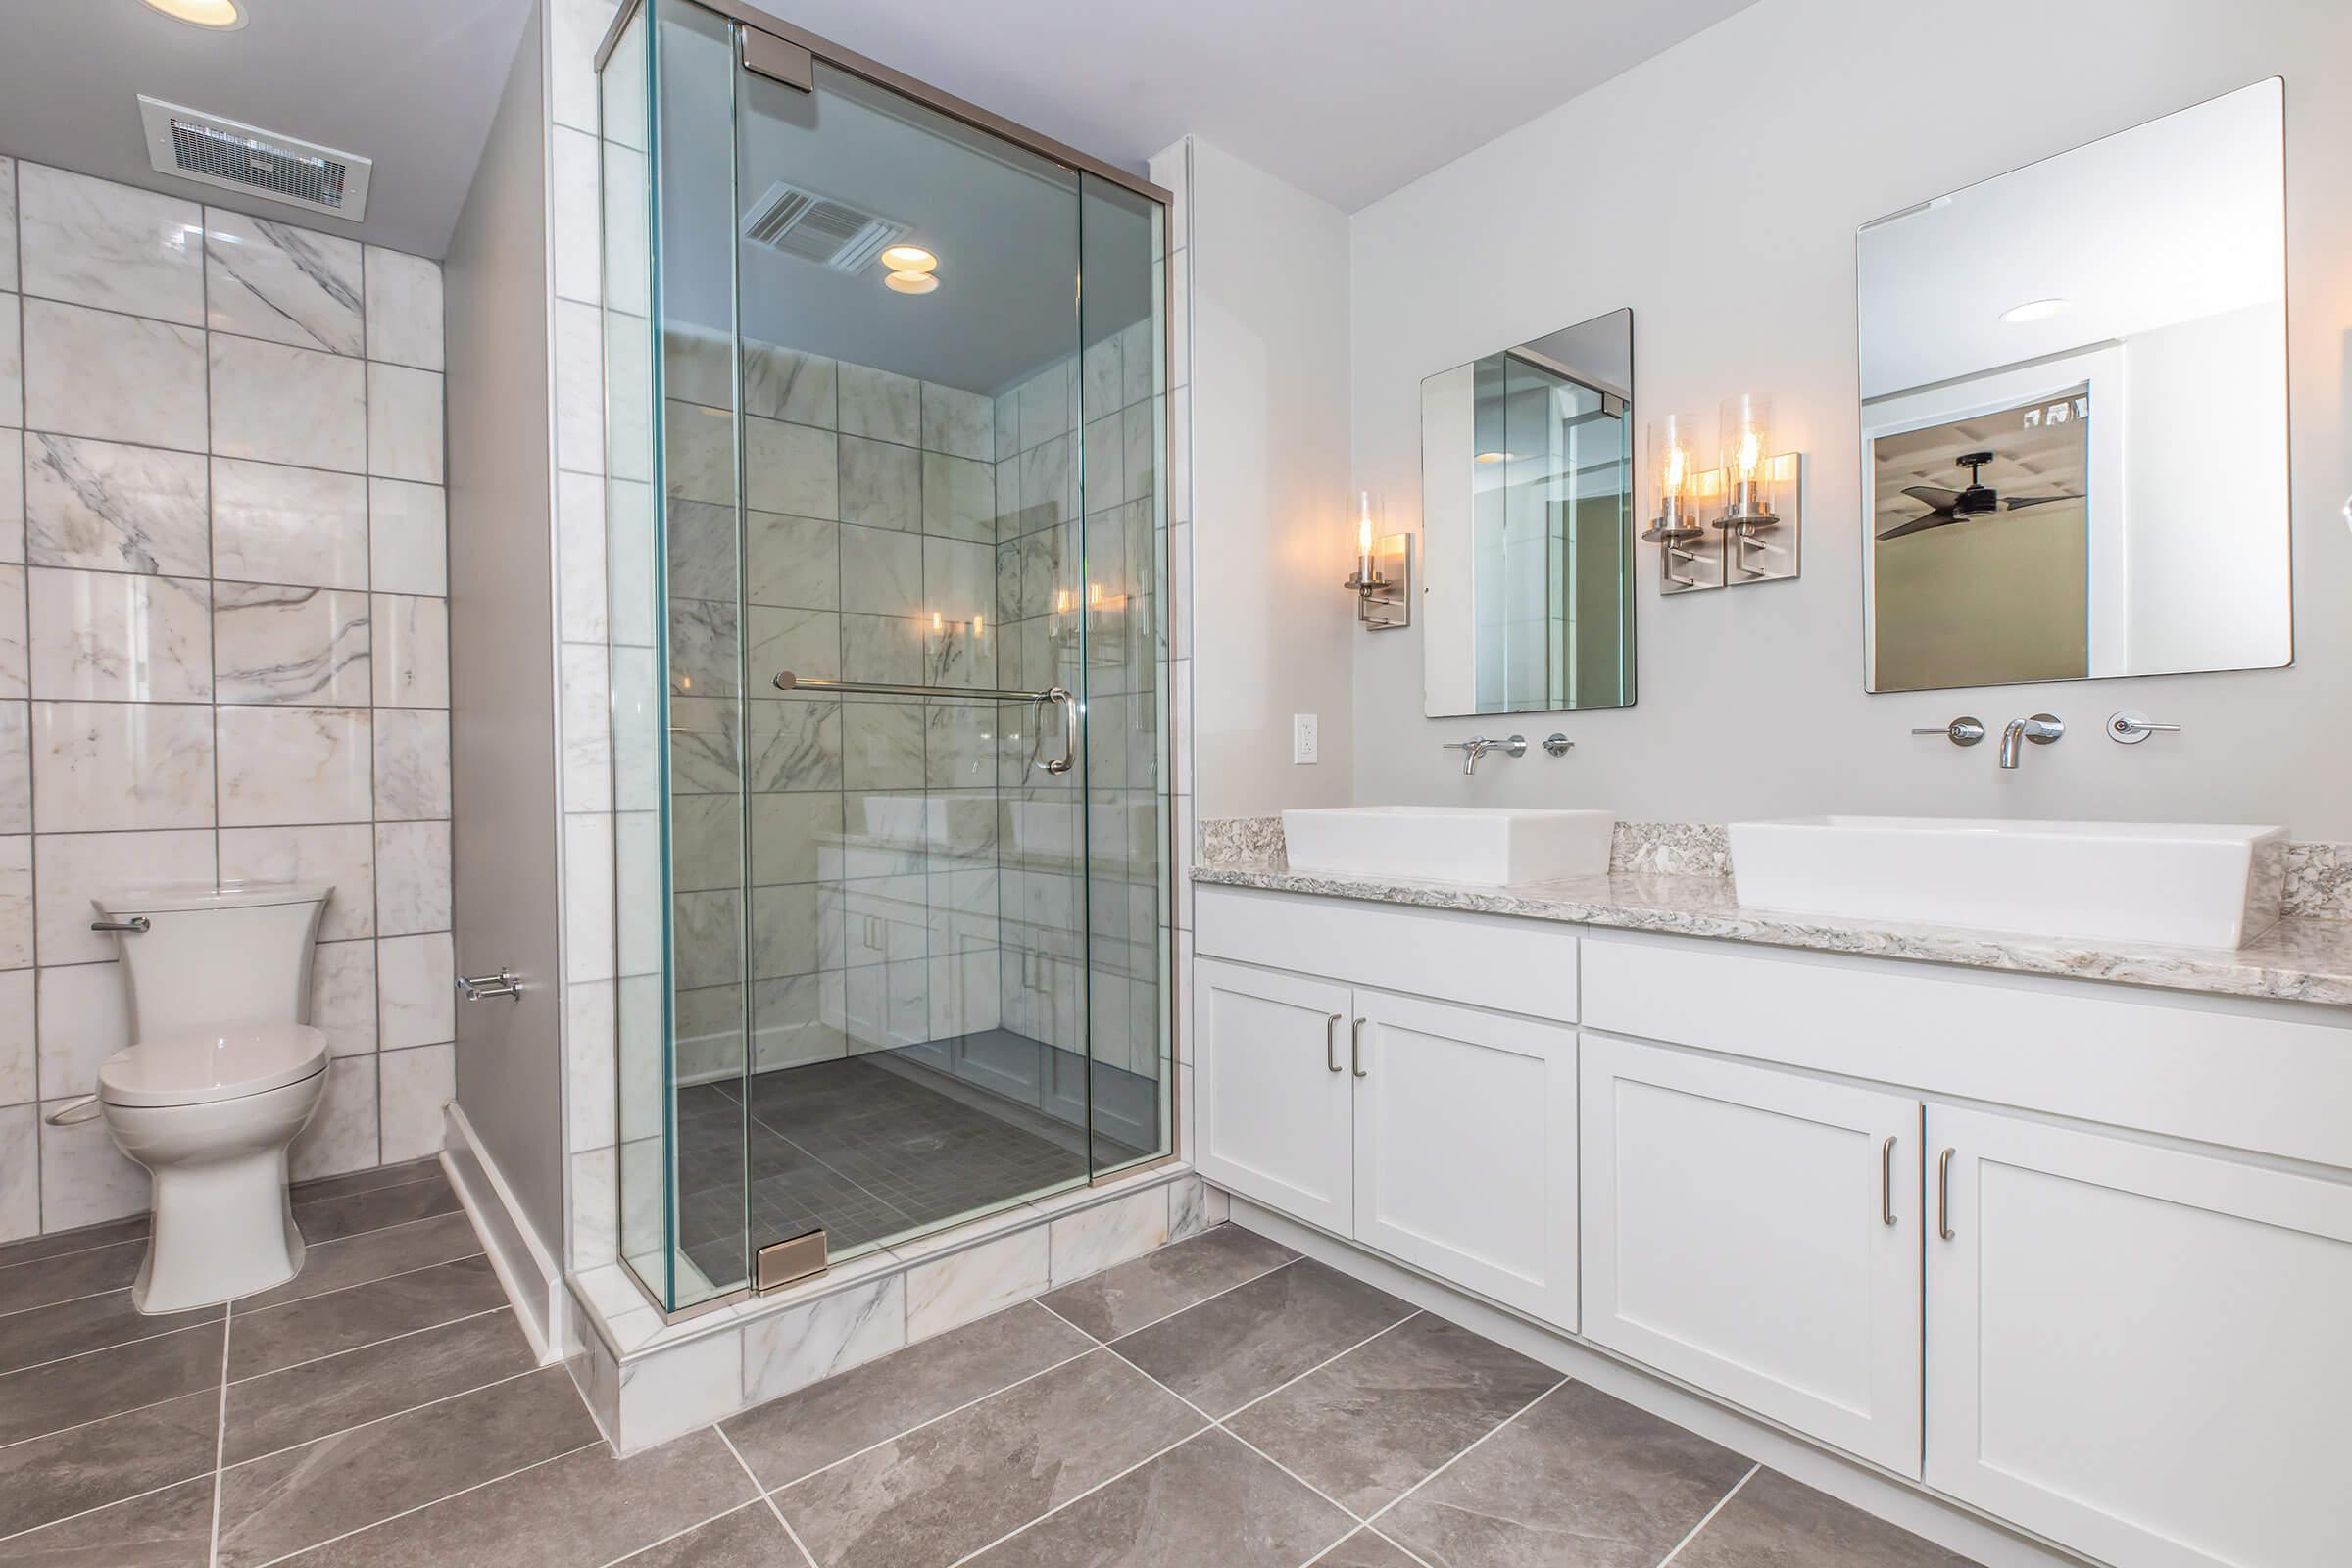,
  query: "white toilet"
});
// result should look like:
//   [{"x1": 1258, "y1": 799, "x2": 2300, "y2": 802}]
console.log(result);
[{"x1": 90, "y1": 882, "x2": 334, "y2": 1315}]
